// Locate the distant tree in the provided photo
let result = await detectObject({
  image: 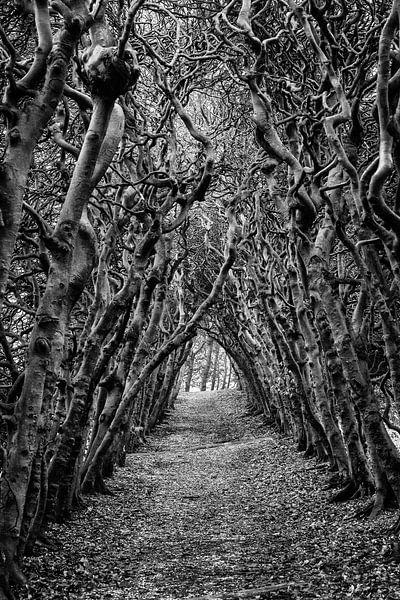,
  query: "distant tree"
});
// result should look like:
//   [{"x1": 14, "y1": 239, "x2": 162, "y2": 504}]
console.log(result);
[{"x1": 200, "y1": 337, "x2": 214, "y2": 391}]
